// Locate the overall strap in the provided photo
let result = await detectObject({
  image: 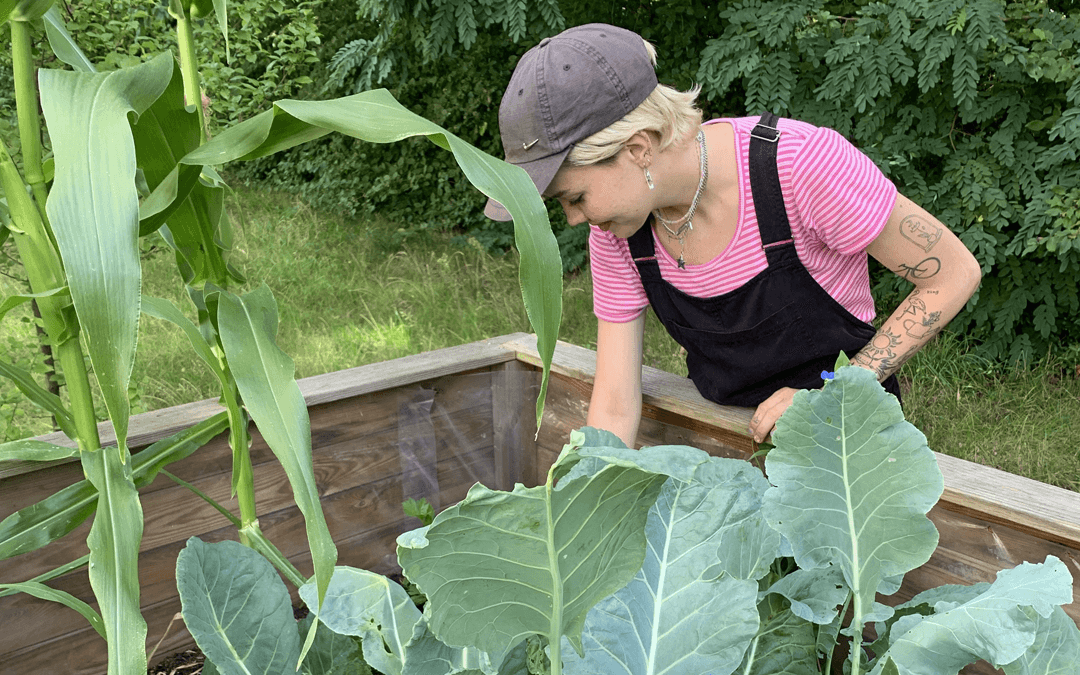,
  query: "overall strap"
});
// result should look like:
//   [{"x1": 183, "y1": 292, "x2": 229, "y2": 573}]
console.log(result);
[
  {"x1": 749, "y1": 112, "x2": 795, "y2": 265},
  {"x1": 628, "y1": 215, "x2": 663, "y2": 282}
]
